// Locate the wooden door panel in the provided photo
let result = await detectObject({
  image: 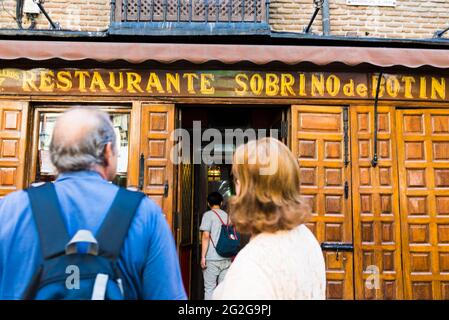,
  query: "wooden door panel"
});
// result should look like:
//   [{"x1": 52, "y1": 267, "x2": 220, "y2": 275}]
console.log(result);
[
  {"x1": 141, "y1": 104, "x2": 175, "y2": 228},
  {"x1": 351, "y1": 106, "x2": 404, "y2": 299},
  {"x1": 0, "y1": 101, "x2": 28, "y2": 198},
  {"x1": 397, "y1": 109, "x2": 449, "y2": 300},
  {"x1": 291, "y1": 105, "x2": 353, "y2": 300}
]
